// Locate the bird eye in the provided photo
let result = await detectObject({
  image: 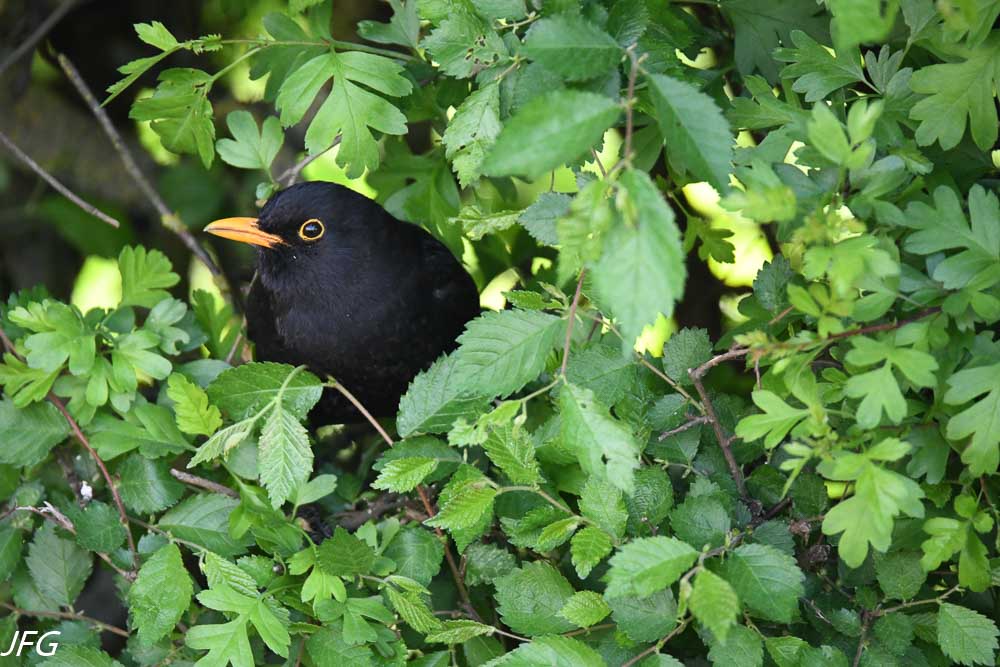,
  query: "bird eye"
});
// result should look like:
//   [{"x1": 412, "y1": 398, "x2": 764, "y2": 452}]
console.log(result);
[{"x1": 298, "y1": 219, "x2": 325, "y2": 242}]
